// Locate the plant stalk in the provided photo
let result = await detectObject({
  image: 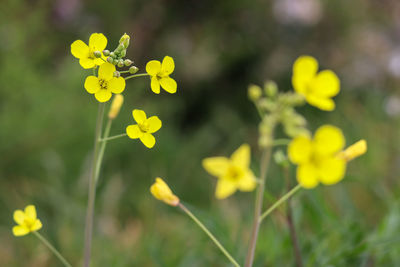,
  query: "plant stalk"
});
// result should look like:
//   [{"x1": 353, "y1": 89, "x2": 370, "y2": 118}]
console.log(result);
[{"x1": 33, "y1": 232, "x2": 72, "y2": 267}]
